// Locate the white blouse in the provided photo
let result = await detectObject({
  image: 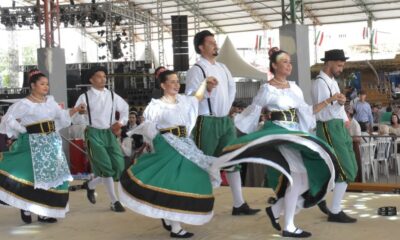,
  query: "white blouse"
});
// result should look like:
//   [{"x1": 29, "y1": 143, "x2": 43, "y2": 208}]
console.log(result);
[
  {"x1": 129, "y1": 95, "x2": 199, "y2": 142},
  {"x1": 0, "y1": 96, "x2": 71, "y2": 138},
  {"x1": 235, "y1": 81, "x2": 315, "y2": 133}
]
